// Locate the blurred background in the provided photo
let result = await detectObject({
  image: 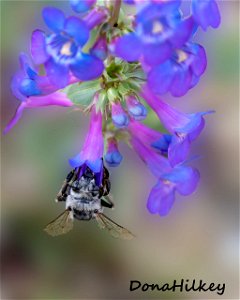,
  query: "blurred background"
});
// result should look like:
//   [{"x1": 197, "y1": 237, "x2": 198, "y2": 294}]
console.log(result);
[{"x1": 1, "y1": 1, "x2": 239, "y2": 299}]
